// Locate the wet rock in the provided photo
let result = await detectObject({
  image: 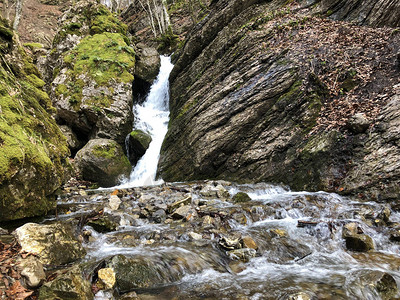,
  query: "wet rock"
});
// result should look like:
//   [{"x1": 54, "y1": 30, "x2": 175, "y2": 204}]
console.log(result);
[
  {"x1": 171, "y1": 205, "x2": 194, "y2": 220},
  {"x1": 218, "y1": 235, "x2": 241, "y2": 250},
  {"x1": 375, "y1": 206, "x2": 391, "y2": 225},
  {"x1": 199, "y1": 183, "x2": 227, "y2": 199},
  {"x1": 14, "y1": 223, "x2": 86, "y2": 265},
  {"x1": 98, "y1": 268, "x2": 116, "y2": 290},
  {"x1": 351, "y1": 271, "x2": 398, "y2": 300},
  {"x1": 87, "y1": 216, "x2": 117, "y2": 233},
  {"x1": 188, "y1": 232, "x2": 203, "y2": 240},
  {"x1": 107, "y1": 255, "x2": 161, "y2": 292},
  {"x1": 152, "y1": 209, "x2": 167, "y2": 223},
  {"x1": 109, "y1": 194, "x2": 122, "y2": 210},
  {"x1": 232, "y1": 192, "x2": 252, "y2": 203},
  {"x1": 0, "y1": 227, "x2": 8, "y2": 235},
  {"x1": 167, "y1": 195, "x2": 192, "y2": 213},
  {"x1": 346, "y1": 113, "x2": 370, "y2": 134},
  {"x1": 38, "y1": 265, "x2": 93, "y2": 300},
  {"x1": 342, "y1": 223, "x2": 374, "y2": 252},
  {"x1": 17, "y1": 256, "x2": 46, "y2": 289},
  {"x1": 241, "y1": 236, "x2": 258, "y2": 250},
  {"x1": 127, "y1": 129, "x2": 152, "y2": 166},
  {"x1": 228, "y1": 248, "x2": 256, "y2": 262},
  {"x1": 74, "y1": 139, "x2": 131, "y2": 187}
]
